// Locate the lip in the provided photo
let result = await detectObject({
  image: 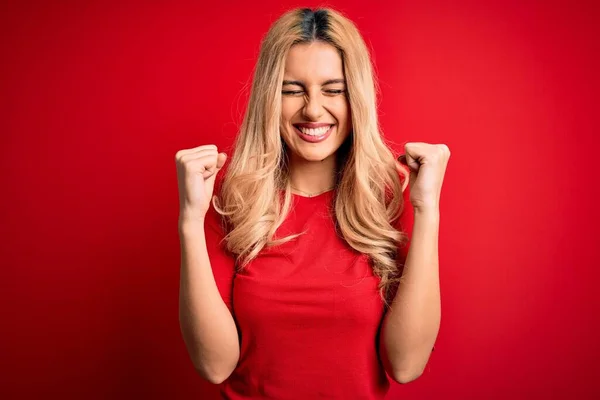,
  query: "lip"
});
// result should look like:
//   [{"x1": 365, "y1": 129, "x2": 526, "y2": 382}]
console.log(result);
[
  {"x1": 294, "y1": 124, "x2": 334, "y2": 143},
  {"x1": 293, "y1": 122, "x2": 334, "y2": 129}
]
